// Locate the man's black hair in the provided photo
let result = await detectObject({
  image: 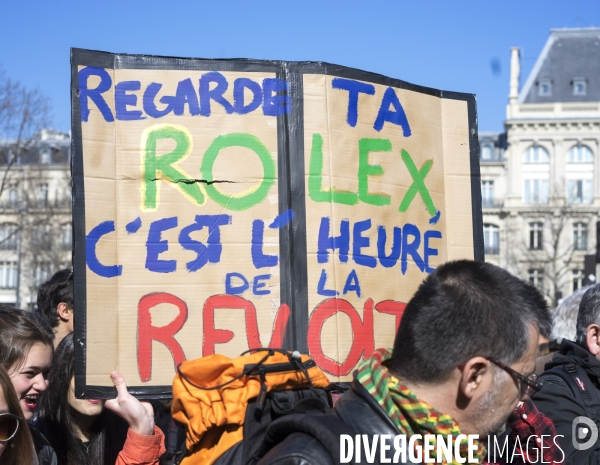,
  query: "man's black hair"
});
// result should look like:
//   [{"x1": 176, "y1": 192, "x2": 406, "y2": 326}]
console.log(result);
[
  {"x1": 36, "y1": 269, "x2": 73, "y2": 328},
  {"x1": 390, "y1": 260, "x2": 550, "y2": 384},
  {"x1": 576, "y1": 283, "x2": 600, "y2": 345}
]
